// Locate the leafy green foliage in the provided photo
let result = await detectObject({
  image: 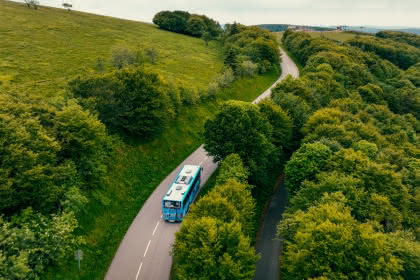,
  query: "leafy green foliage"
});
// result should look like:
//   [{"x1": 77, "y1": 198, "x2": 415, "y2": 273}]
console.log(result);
[
  {"x1": 189, "y1": 180, "x2": 255, "y2": 235},
  {"x1": 278, "y1": 197, "x2": 403, "y2": 280},
  {"x1": 153, "y1": 11, "x2": 222, "y2": 39},
  {"x1": 216, "y1": 154, "x2": 250, "y2": 186},
  {"x1": 223, "y1": 24, "x2": 280, "y2": 74},
  {"x1": 278, "y1": 30, "x2": 420, "y2": 279},
  {"x1": 376, "y1": 31, "x2": 420, "y2": 49},
  {"x1": 0, "y1": 94, "x2": 111, "y2": 215},
  {"x1": 173, "y1": 154, "x2": 260, "y2": 279},
  {"x1": 0, "y1": 210, "x2": 81, "y2": 280},
  {"x1": 348, "y1": 36, "x2": 420, "y2": 70},
  {"x1": 284, "y1": 143, "x2": 332, "y2": 194},
  {"x1": 172, "y1": 217, "x2": 259, "y2": 280},
  {"x1": 69, "y1": 68, "x2": 171, "y2": 137},
  {"x1": 258, "y1": 99, "x2": 293, "y2": 150},
  {"x1": 204, "y1": 100, "x2": 275, "y2": 183}
]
